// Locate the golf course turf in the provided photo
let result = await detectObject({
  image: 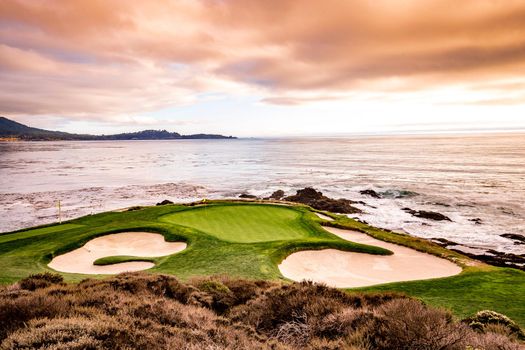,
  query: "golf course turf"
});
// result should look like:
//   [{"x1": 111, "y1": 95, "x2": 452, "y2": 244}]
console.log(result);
[
  {"x1": 0, "y1": 201, "x2": 524, "y2": 327},
  {"x1": 161, "y1": 205, "x2": 312, "y2": 243}
]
